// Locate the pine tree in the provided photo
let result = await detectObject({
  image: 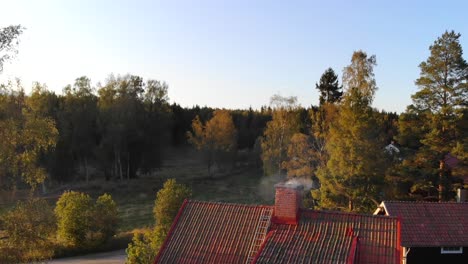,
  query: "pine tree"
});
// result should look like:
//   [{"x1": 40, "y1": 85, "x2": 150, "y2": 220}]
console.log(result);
[
  {"x1": 316, "y1": 68, "x2": 343, "y2": 105},
  {"x1": 410, "y1": 30, "x2": 468, "y2": 201}
]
